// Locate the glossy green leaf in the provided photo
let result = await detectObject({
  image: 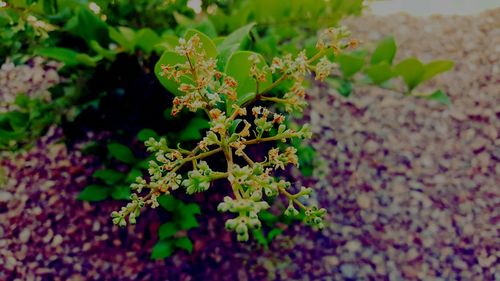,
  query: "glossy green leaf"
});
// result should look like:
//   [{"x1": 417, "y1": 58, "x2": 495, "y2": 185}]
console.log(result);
[
  {"x1": 364, "y1": 62, "x2": 394, "y2": 85},
  {"x1": 336, "y1": 54, "x2": 365, "y2": 78},
  {"x1": 216, "y1": 23, "x2": 255, "y2": 69},
  {"x1": 184, "y1": 29, "x2": 217, "y2": 59},
  {"x1": 92, "y1": 169, "x2": 125, "y2": 185},
  {"x1": 420, "y1": 60, "x2": 454, "y2": 83},
  {"x1": 159, "y1": 222, "x2": 178, "y2": 239},
  {"x1": 151, "y1": 240, "x2": 174, "y2": 260},
  {"x1": 111, "y1": 185, "x2": 131, "y2": 200},
  {"x1": 393, "y1": 58, "x2": 424, "y2": 91},
  {"x1": 107, "y1": 143, "x2": 136, "y2": 164},
  {"x1": 225, "y1": 51, "x2": 272, "y2": 111},
  {"x1": 371, "y1": 37, "x2": 397, "y2": 65},
  {"x1": 174, "y1": 237, "x2": 193, "y2": 253},
  {"x1": 78, "y1": 185, "x2": 110, "y2": 202},
  {"x1": 154, "y1": 51, "x2": 195, "y2": 96}
]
